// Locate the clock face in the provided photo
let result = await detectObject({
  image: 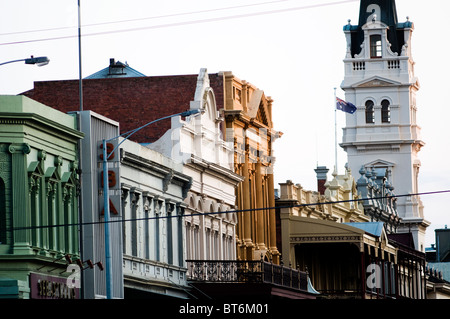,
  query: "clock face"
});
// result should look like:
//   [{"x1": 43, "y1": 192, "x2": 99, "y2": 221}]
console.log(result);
[{"x1": 366, "y1": 4, "x2": 381, "y2": 23}]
